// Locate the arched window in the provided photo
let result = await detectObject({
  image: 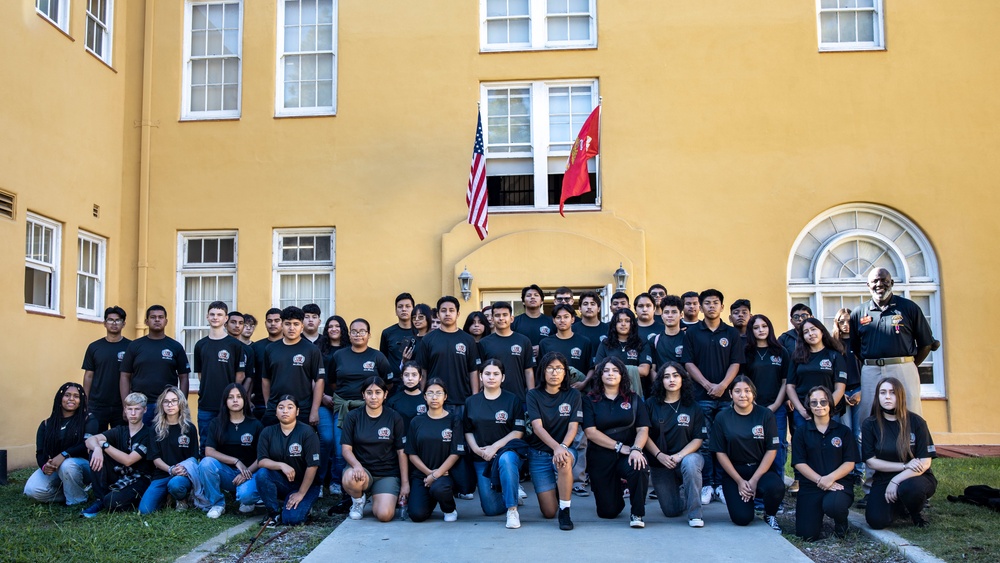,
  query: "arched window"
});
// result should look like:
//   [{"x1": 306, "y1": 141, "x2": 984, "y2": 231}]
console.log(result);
[{"x1": 787, "y1": 203, "x2": 944, "y2": 398}]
